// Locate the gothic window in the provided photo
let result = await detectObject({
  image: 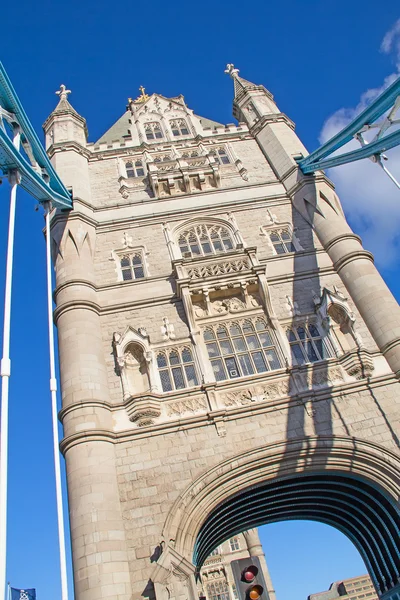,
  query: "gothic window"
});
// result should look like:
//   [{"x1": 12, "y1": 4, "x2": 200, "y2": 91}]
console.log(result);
[
  {"x1": 286, "y1": 323, "x2": 333, "y2": 365},
  {"x1": 269, "y1": 229, "x2": 296, "y2": 254},
  {"x1": 125, "y1": 160, "x2": 145, "y2": 178},
  {"x1": 144, "y1": 122, "x2": 164, "y2": 140},
  {"x1": 156, "y1": 347, "x2": 199, "y2": 392},
  {"x1": 204, "y1": 319, "x2": 281, "y2": 382},
  {"x1": 178, "y1": 224, "x2": 234, "y2": 258},
  {"x1": 120, "y1": 253, "x2": 145, "y2": 281},
  {"x1": 210, "y1": 148, "x2": 230, "y2": 165},
  {"x1": 170, "y1": 119, "x2": 190, "y2": 136},
  {"x1": 229, "y1": 537, "x2": 240, "y2": 551},
  {"x1": 207, "y1": 581, "x2": 231, "y2": 600},
  {"x1": 209, "y1": 547, "x2": 220, "y2": 556}
]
